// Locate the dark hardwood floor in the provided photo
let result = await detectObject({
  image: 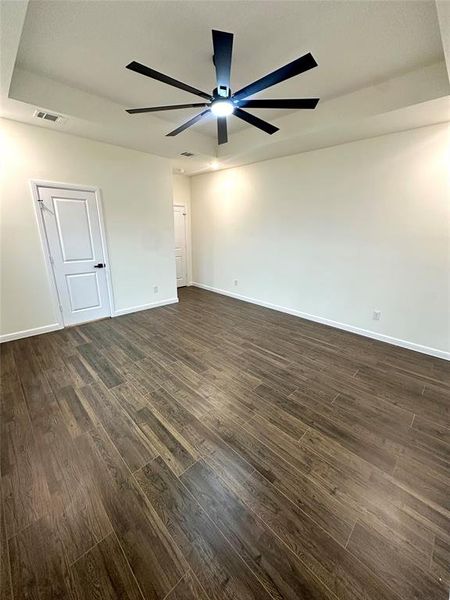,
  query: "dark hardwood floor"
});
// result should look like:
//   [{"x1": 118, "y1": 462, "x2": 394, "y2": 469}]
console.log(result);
[{"x1": 1, "y1": 286, "x2": 449, "y2": 600}]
